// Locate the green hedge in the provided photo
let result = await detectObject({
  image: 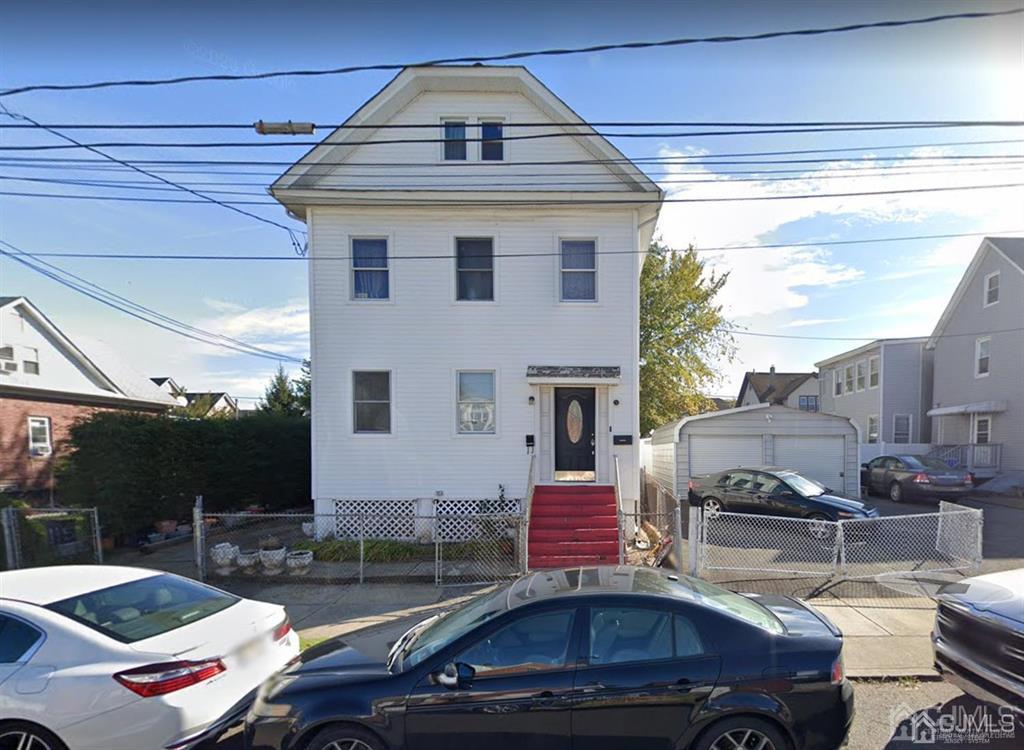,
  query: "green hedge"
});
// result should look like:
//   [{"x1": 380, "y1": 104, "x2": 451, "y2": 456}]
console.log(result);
[{"x1": 56, "y1": 412, "x2": 311, "y2": 538}]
